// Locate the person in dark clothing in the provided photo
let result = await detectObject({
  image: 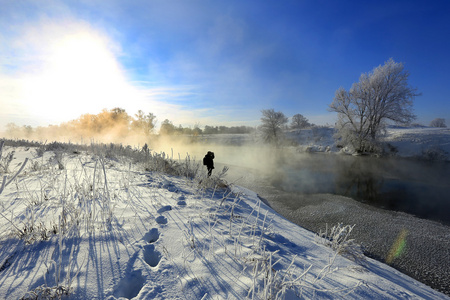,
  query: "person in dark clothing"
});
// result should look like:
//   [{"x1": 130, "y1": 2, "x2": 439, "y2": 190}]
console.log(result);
[{"x1": 203, "y1": 151, "x2": 215, "y2": 177}]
